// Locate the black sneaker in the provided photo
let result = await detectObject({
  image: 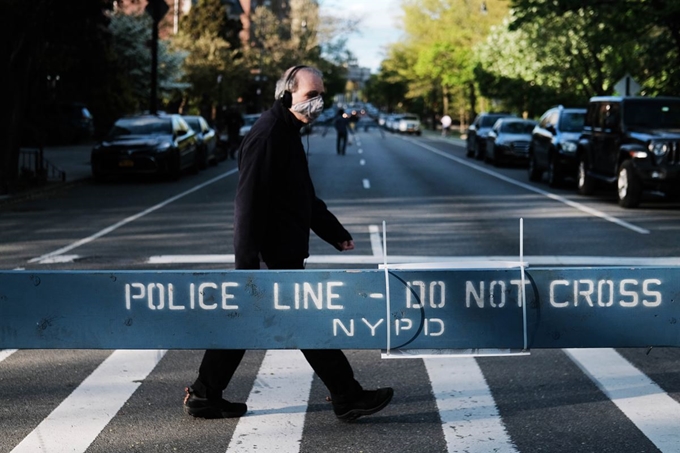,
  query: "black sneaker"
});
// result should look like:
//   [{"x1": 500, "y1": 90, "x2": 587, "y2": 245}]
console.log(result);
[
  {"x1": 332, "y1": 387, "x2": 394, "y2": 422},
  {"x1": 183, "y1": 387, "x2": 247, "y2": 419}
]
